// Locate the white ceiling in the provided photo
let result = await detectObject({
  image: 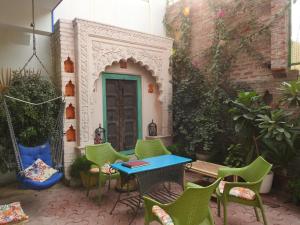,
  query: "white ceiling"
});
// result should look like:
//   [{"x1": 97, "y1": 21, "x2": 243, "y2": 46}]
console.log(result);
[{"x1": 0, "y1": 0, "x2": 63, "y2": 33}]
